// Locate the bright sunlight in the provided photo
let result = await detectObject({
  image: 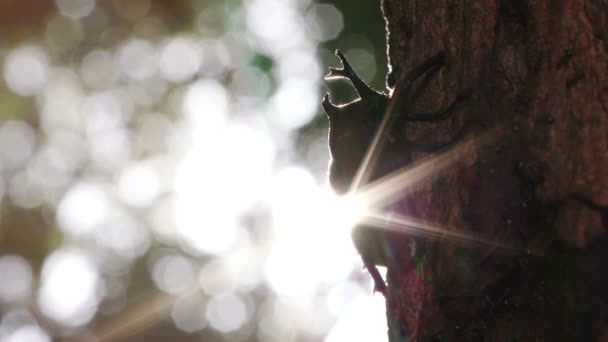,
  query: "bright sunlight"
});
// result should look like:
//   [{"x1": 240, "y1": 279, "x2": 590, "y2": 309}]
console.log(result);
[{"x1": 0, "y1": 1, "x2": 509, "y2": 341}]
